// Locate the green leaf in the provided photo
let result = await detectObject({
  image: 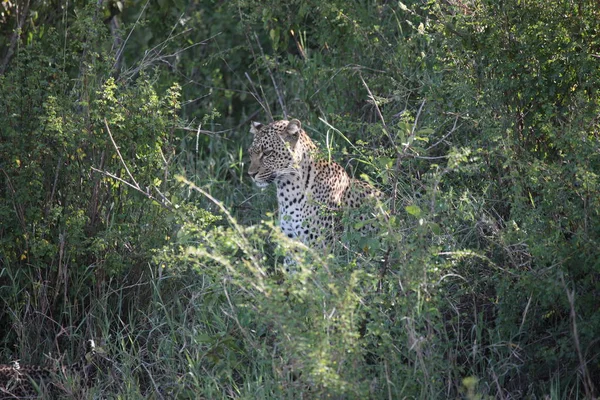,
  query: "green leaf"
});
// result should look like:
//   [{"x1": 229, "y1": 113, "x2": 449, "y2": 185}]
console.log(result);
[
  {"x1": 269, "y1": 29, "x2": 279, "y2": 50},
  {"x1": 428, "y1": 222, "x2": 441, "y2": 235},
  {"x1": 405, "y1": 205, "x2": 422, "y2": 217}
]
